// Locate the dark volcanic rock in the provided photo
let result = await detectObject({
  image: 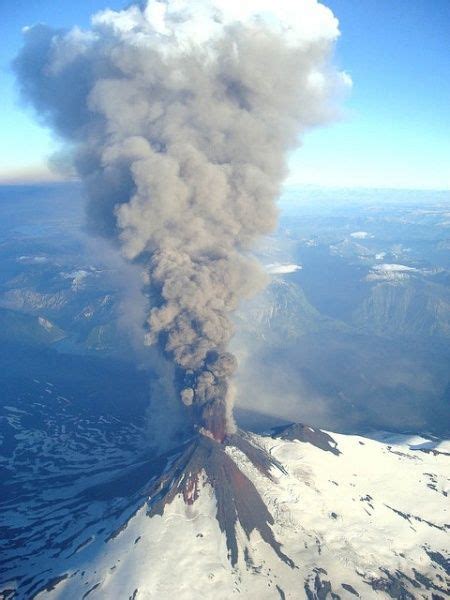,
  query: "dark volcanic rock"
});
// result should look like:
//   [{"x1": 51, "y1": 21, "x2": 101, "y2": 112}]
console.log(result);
[
  {"x1": 272, "y1": 423, "x2": 341, "y2": 455},
  {"x1": 146, "y1": 432, "x2": 294, "y2": 567},
  {"x1": 227, "y1": 430, "x2": 287, "y2": 481},
  {"x1": 305, "y1": 572, "x2": 341, "y2": 599},
  {"x1": 365, "y1": 570, "x2": 417, "y2": 600},
  {"x1": 424, "y1": 549, "x2": 450, "y2": 576},
  {"x1": 341, "y1": 583, "x2": 359, "y2": 596}
]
